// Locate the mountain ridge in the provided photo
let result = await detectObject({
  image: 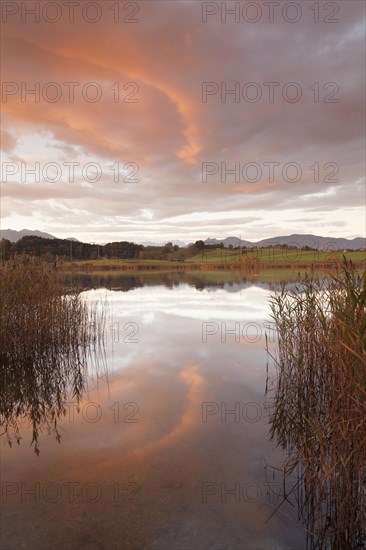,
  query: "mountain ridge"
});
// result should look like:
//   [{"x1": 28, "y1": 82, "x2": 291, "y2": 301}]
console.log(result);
[
  {"x1": 204, "y1": 234, "x2": 365, "y2": 250},
  {"x1": 1, "y1": 229, "x2": 365, "y2": 250},
  {"x1": 0, "y1": 229, "x2": 79, "y2": 242}
]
